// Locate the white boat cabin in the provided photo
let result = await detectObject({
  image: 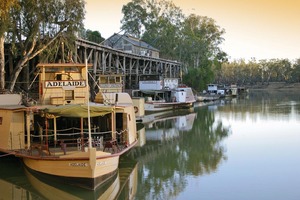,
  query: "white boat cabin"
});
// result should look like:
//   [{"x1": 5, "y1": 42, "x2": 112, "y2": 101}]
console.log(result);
[
  {"x1": 139, "y1": 75, "x2": 179, "y2": 90},
  {"x1": 207, "y1": 84, "x2": 218, "y2": 94}
]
